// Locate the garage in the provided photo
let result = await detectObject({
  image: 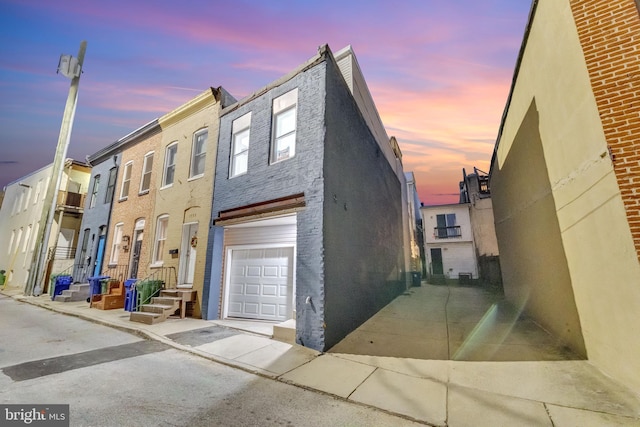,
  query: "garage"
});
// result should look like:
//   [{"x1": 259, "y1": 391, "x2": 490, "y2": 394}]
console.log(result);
[{"x1": 222, "y1": 215, "x2": 296, "y2": 322}]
